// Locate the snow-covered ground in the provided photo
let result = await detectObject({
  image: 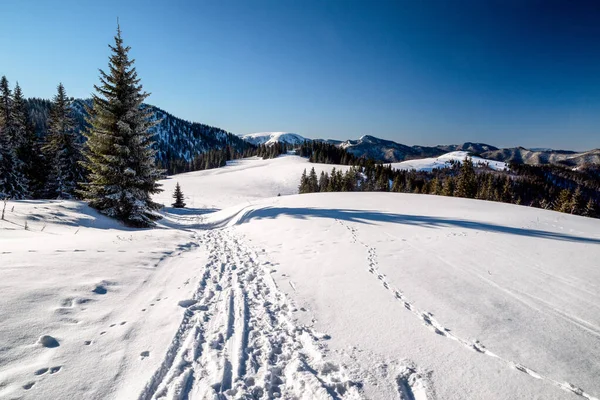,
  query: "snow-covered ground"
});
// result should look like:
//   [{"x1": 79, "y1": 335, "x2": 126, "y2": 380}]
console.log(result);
[
  {"x1": 1, "y1": 155, "x2": 599, "y2": 400},
  {"x1": 391, "y1": 151, "x2": 507, "y2": 172},
  {"x1": 239, "y1": 132, "x2": 310, "y2": 146}
]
